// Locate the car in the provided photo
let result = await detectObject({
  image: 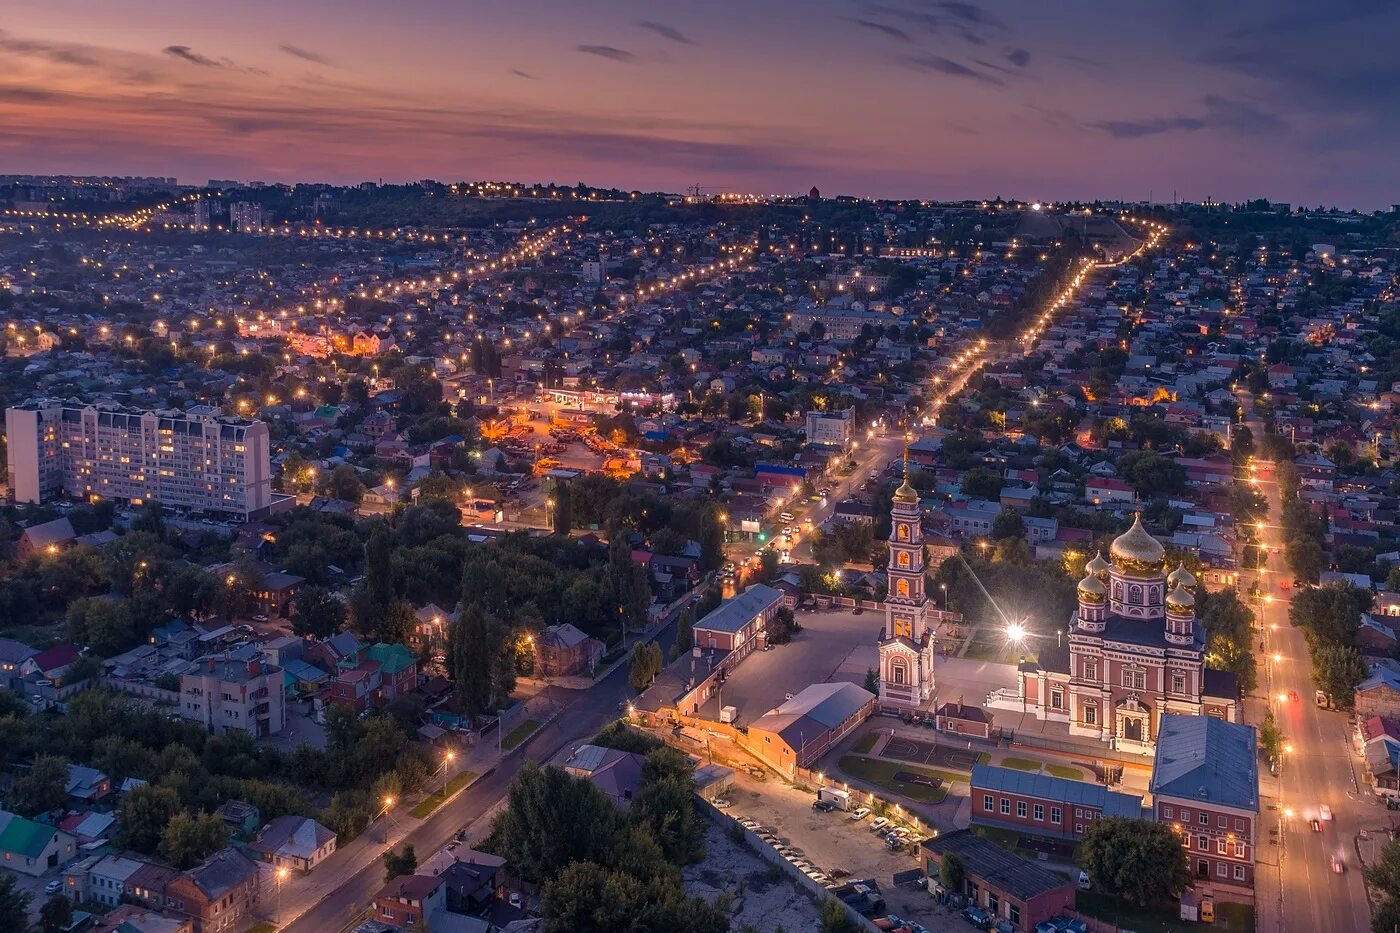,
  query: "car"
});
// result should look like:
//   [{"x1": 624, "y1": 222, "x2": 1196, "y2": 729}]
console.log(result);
[
  {"x1": 961, "y1": 906, "x2": 993, "y2": 929},
  {"x1": 1288, "y1": 690, "x2": 1300, "y2": 702},
  {"x1": 44, "y1": 880, "x2": 62, "y2": 895},
  {"x1": 713, "y1": 798, "x2": 733, "y2": 809},
  {"x1": 870, "y1": 817, "x2": 889, "y2": 831},
  {"x1": 850, "y1": 807, "x2": 871, "y2": 821},
  {"x1": 251, "y1": 613, "x2": 268, "y2": 623},
  {"x1": 509, "y1": 892, "x2": 523, "y2": 909},
  {"x1": 1320, "y1": 804, "x2": 1333, "y2": 821},
  {"x1": 812, "y1": 799, "x2": 837, "y2": 812},
  {"x1": 852, "y1": 605, "x2": 864, "y2": 615},
  {"x1": 1077, "y1": 870, "x2": 1092, "y2": 891},
  {"x1": 1310, "y1": 819, "x2": 1323, "y2": 832},
  {"x1": 738, "y1": 817, "x2": 758, "y2": 829},
  {"x1": 1332, "y1": 856, "x2": 1346, "y2": 873}
]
